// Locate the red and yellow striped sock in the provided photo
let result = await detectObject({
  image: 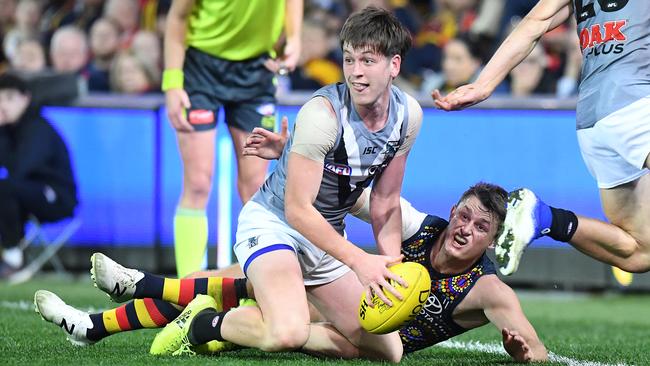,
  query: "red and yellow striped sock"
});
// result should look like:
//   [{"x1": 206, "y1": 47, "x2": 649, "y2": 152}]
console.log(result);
[
  {"x1": 137, "y1": 274, "x2": 245, "y2": 310},
  {"x1": 86, "y1": 299, "x2": 181, "y2": 341}
]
